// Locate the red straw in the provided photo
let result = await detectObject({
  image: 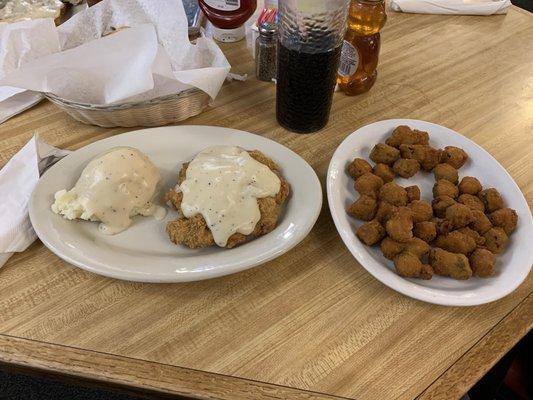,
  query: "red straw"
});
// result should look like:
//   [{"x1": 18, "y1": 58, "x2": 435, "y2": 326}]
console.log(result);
[{"x1": 257, "y1": 8, "x2": 278, "y2": 25}]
